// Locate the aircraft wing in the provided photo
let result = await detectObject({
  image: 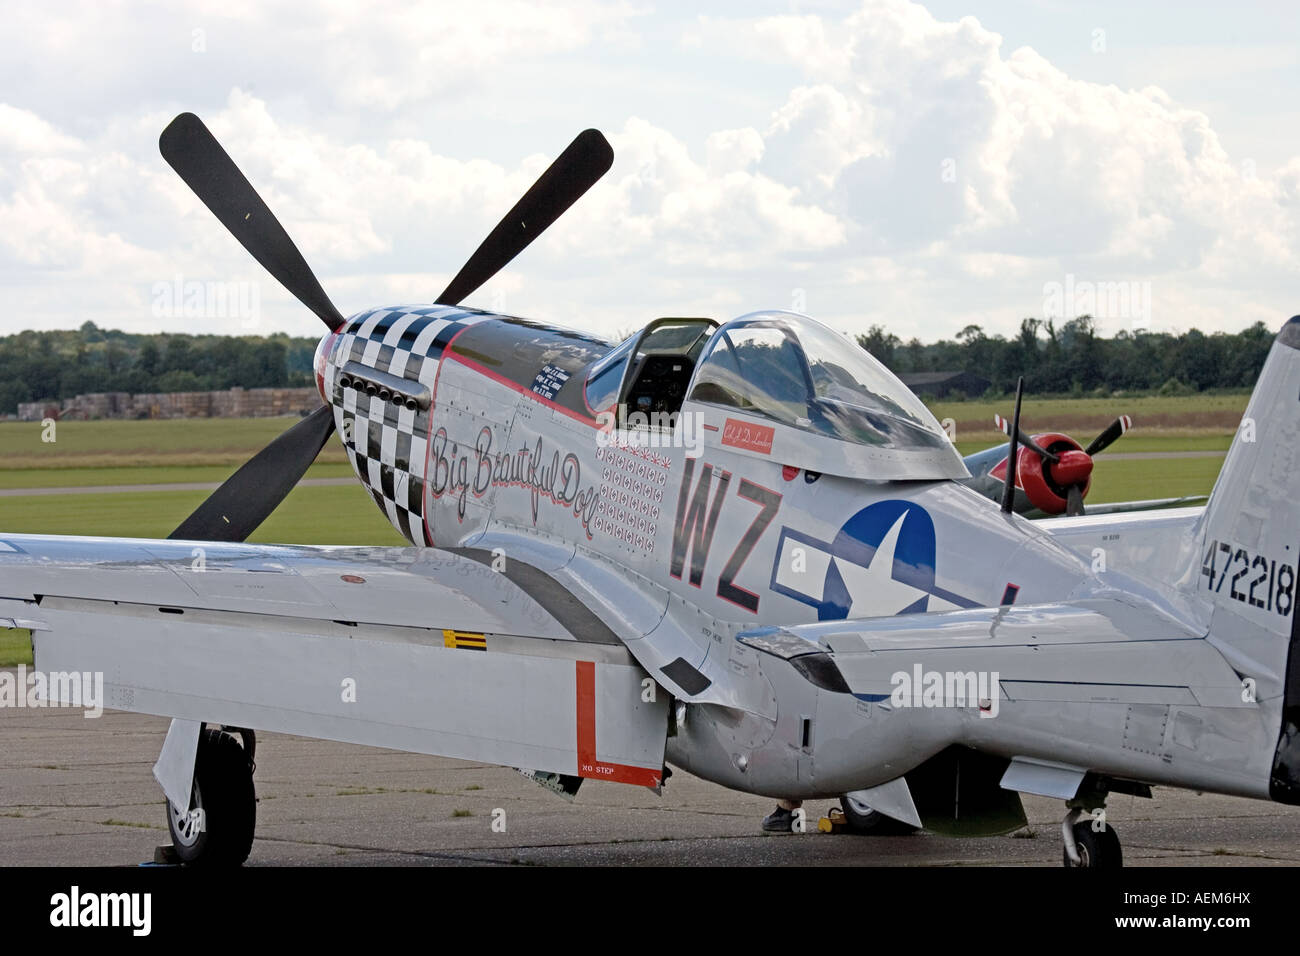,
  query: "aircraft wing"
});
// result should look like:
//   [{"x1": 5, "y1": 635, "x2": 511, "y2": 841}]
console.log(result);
[
  {"x1": 0, "y1": 534, "x2": 668, "y2": 790},
  {"x1": 741, "y1": 596, "x2": 1240, "y2": 708},
  {"x1": 1032, "y1": 495, "x2": 1208, "y2": 518},
  {"x1": 739, "y1": 595, "x2": 1267, "y2": 798}
]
